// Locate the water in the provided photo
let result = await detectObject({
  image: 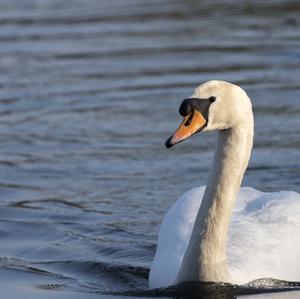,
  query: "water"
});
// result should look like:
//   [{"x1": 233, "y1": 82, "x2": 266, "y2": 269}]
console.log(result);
[{"x1": 0, "y1": 0, "x2": 299, "y2": 298}]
